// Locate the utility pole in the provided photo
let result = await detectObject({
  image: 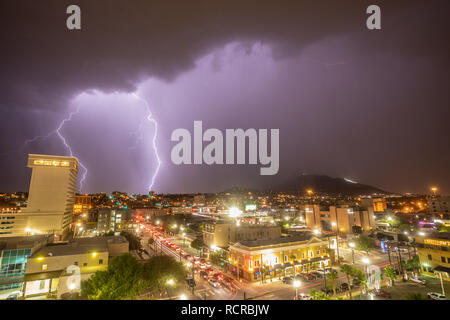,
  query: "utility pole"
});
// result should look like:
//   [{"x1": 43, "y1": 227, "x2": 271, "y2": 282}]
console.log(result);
[
  {"x1": 387, "y1": 243, "x2": 392, "y2": 265},
  {"x1": 439, "y1": 272, "x2": 446, "y2": 297},
  {"x1": 397, "y1": 247, "x2": 404, "y2": 276}
]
